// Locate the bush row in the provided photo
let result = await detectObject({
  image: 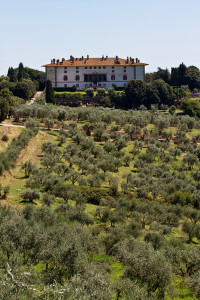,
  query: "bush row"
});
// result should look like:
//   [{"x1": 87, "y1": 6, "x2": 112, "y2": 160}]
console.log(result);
[
  {"x1": 0, "y1": 123, "x2": 39, "y2": 174},
  {"x1": 55, "y1": 92, "x2": 84, "y2": 99},
  {"x1": 54, "y1": 86, "x2": 77, "y2": 92}
]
